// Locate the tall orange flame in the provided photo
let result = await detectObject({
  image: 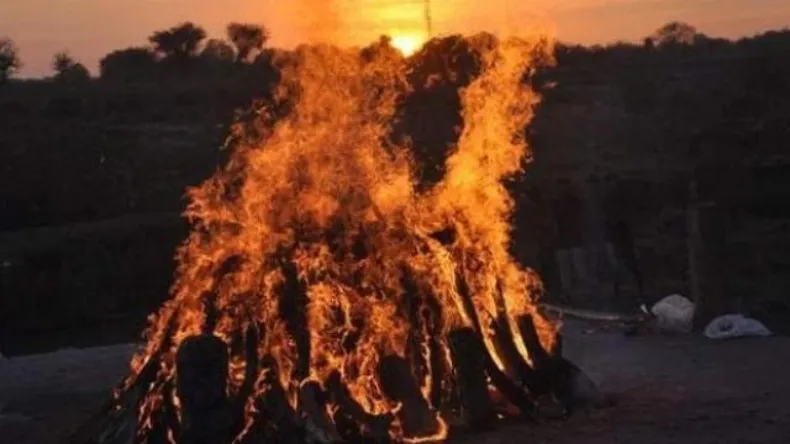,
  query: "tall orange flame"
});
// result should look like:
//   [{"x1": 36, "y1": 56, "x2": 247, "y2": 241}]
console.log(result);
[{"x1": 122, "y1": 33, "x2": 556, "y2": 443}]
